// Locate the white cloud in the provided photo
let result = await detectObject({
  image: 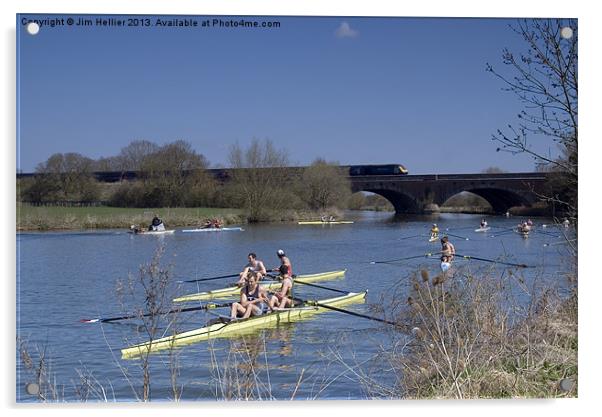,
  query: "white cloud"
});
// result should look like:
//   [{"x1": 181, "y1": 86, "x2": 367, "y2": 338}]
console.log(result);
[{"x1": 335, "y1": 21, "x2": 359, "y2": 38}]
